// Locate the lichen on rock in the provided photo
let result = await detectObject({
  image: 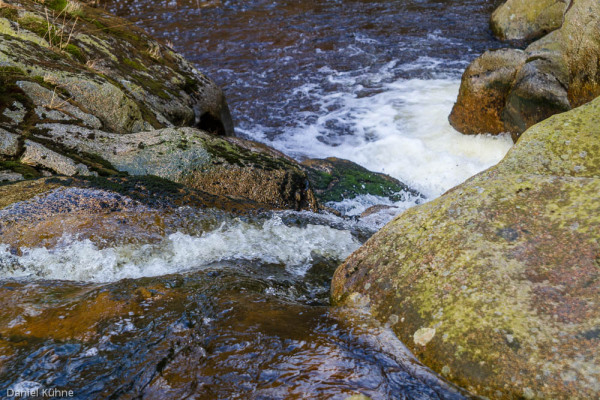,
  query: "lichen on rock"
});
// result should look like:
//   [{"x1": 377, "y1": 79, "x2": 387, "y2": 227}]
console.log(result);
[
  {"x1": 490, "y1": 0, "x2": 568, "y2": 42},
  {"x1": 333, "y1": 96, "x2": 600, "y2": 399},
  {"x1": 0, "y1": 0, "x2": 233, "y2": 136}
]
